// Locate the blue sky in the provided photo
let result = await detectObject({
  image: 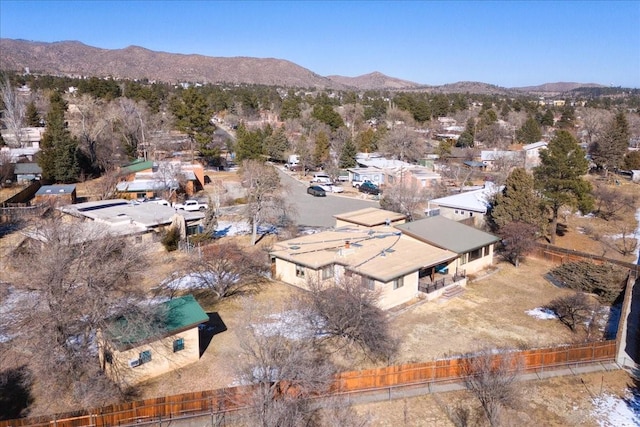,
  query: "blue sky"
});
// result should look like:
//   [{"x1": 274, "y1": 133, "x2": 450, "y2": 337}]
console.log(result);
[{"x1": 1, "y1": 1, "x2": 638, "y2": 88}]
